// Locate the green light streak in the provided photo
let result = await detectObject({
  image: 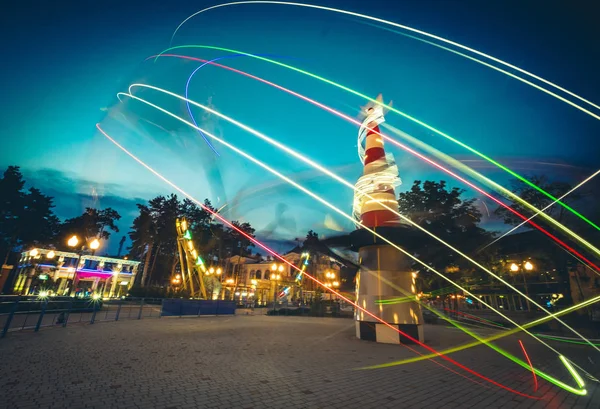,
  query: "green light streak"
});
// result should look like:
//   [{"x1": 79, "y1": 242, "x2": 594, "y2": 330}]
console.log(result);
[
  {"x1": 156, "y1": 44, "x2": 600, "y2": 257},
  {"x1": 132, "y1": 81, "x2": 599, "y2": 350},
  {"x1": 119, "y1": 86, "x2": 595, "y2": 394},
  {"x1": 361, "y1": 294, "x2": 587, "y2": 396},
  {"x1": 535, "y1": 334, "x2": 600, "y2": 347},
  {"x1": 363, "y1": 293, "x2": 600, "y2": 368}
]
